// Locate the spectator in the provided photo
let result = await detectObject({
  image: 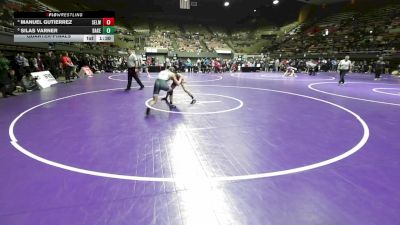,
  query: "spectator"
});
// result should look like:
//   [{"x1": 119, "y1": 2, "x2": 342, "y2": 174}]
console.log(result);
[
  {"x1": 21, "y1": 73, "x2": 39, "y2": 92},
  {"x1": 1, "y1": 69, "x2": 17, "y2": 98},
  {"x1": 33, "y1": 53, "x2": 44, "y2": 72},
  {"x1": 61, "y1": 52, "x2": 76, "y2": 83},
  {"x1": 44, "y1": 51, "x2": 60, "y2": 78},
  {"x1": 274, "y1": 59, "x2": 280, "y2": 72},
  {"x1": 0, "y1": 51, "x2": 12, "y2": 97},
  {"x1": 20, "y1": 52, "x2": 30, "y2": 81}
]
